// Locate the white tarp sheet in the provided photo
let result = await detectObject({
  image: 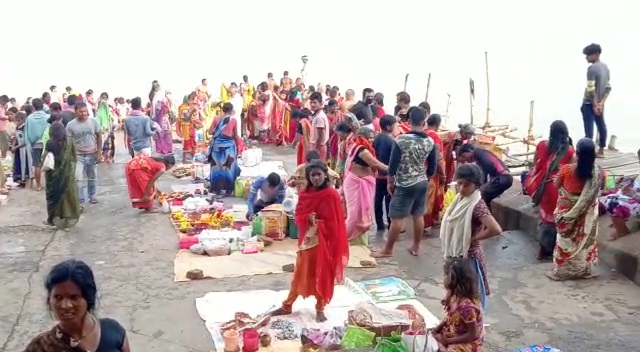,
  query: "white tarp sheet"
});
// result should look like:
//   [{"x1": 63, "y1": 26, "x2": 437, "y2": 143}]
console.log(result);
[{"x1": 195, "y1": 278, "x2": 440, "y2": 352}]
